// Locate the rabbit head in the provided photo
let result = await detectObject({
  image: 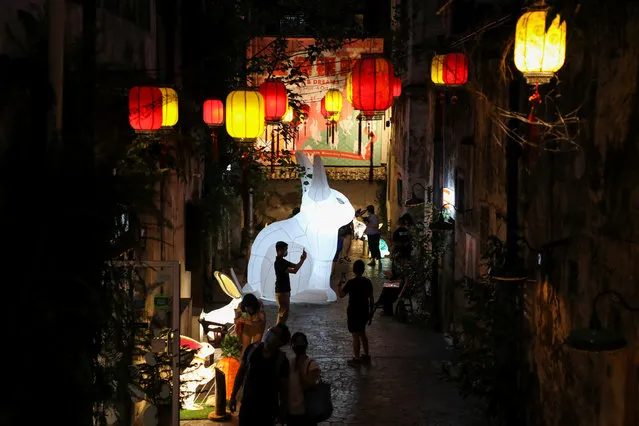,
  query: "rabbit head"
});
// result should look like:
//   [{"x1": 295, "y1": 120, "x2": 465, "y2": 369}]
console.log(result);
[{"x1": 295, "y1": 152, "x2": 355, "y2": 229}]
